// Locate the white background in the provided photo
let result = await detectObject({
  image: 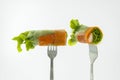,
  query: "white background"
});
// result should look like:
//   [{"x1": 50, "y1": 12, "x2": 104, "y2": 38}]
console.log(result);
[{"x1": 0, "y1": 0, "x2": 120, "y2": 80}]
